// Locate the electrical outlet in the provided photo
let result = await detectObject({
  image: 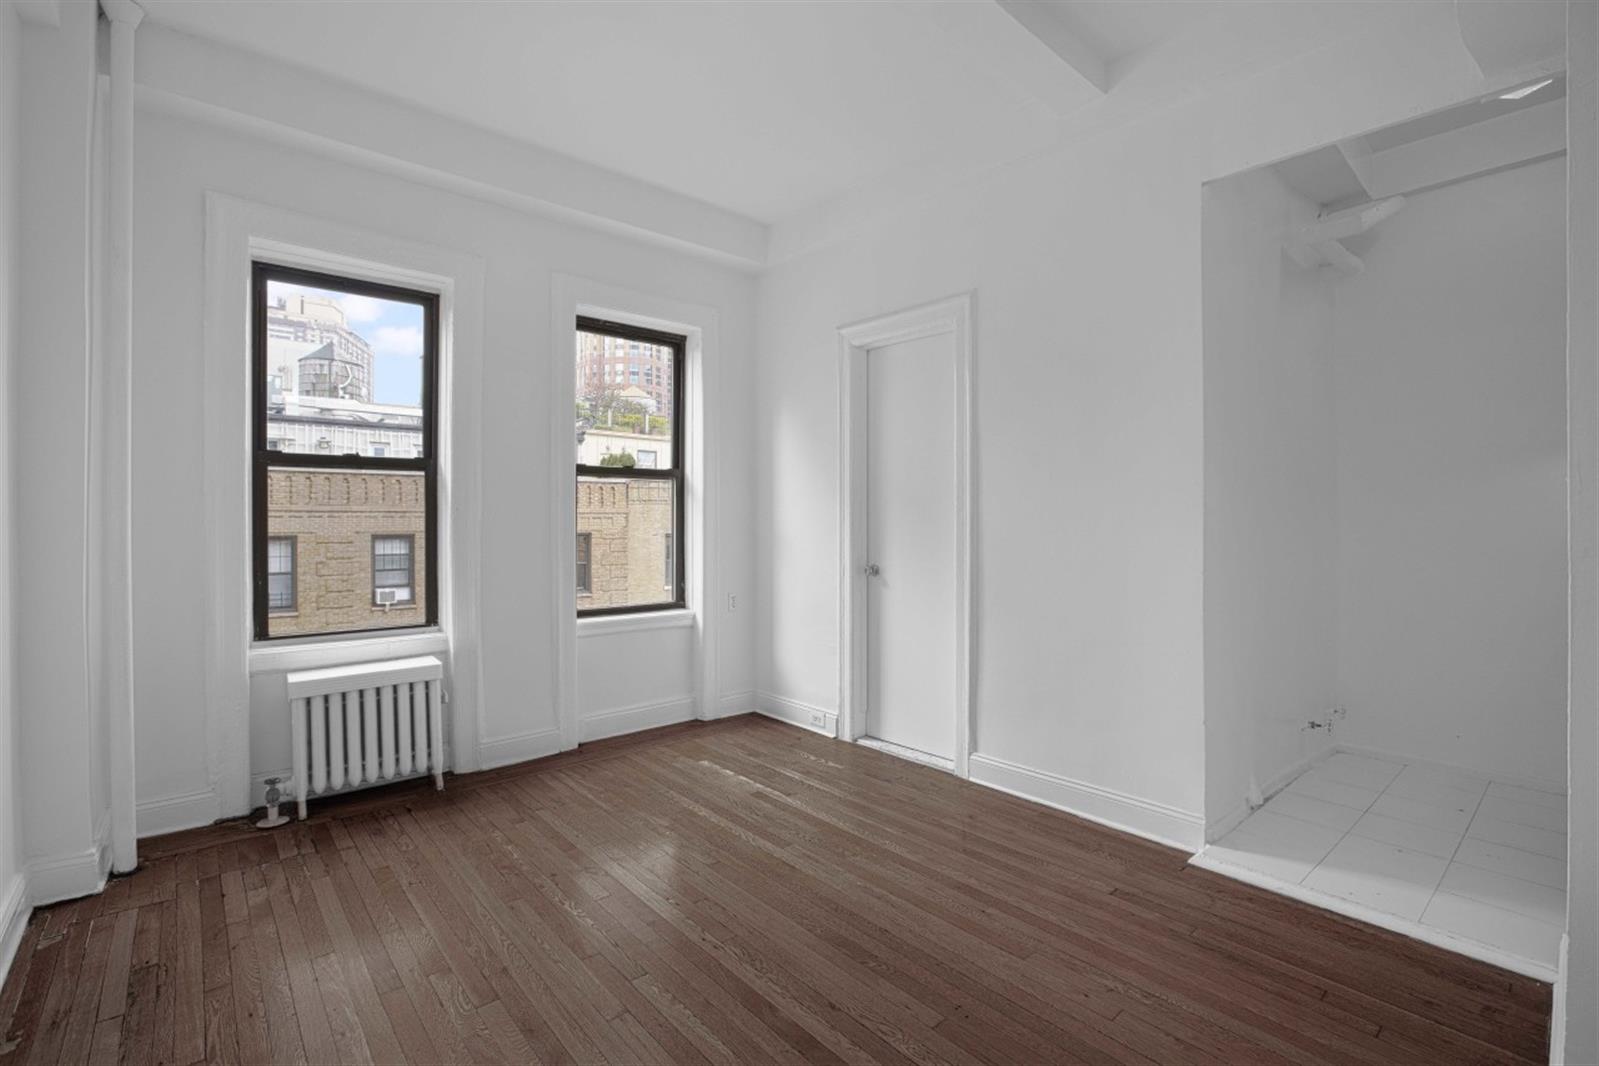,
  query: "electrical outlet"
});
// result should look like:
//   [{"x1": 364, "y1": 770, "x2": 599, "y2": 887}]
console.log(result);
[
  {"x1": 809, "y1": 710, "x2": 825, "y2": 728},
  {"x1": 727, "y1": 593, "x2": 738, "y2": 611}
]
